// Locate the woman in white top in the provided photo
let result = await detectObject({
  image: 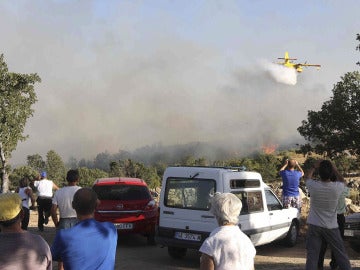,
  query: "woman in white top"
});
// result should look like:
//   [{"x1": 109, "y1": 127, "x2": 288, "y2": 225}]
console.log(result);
[
  {"x1": 17, "y1": 177, "x2": 36, "y2": 230},
  {"x1": 199, "y1": 193, "x2": 256, "y2": 270}
]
